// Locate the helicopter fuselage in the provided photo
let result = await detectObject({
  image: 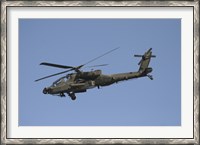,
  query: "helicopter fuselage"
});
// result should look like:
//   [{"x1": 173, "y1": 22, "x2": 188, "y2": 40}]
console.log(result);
[
  {"x1": 43, "y1": 67, "x2": 152, "y2": 98},
  {"x1": 38, "y1": 48, "x2": 155, "y2": 100}
]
